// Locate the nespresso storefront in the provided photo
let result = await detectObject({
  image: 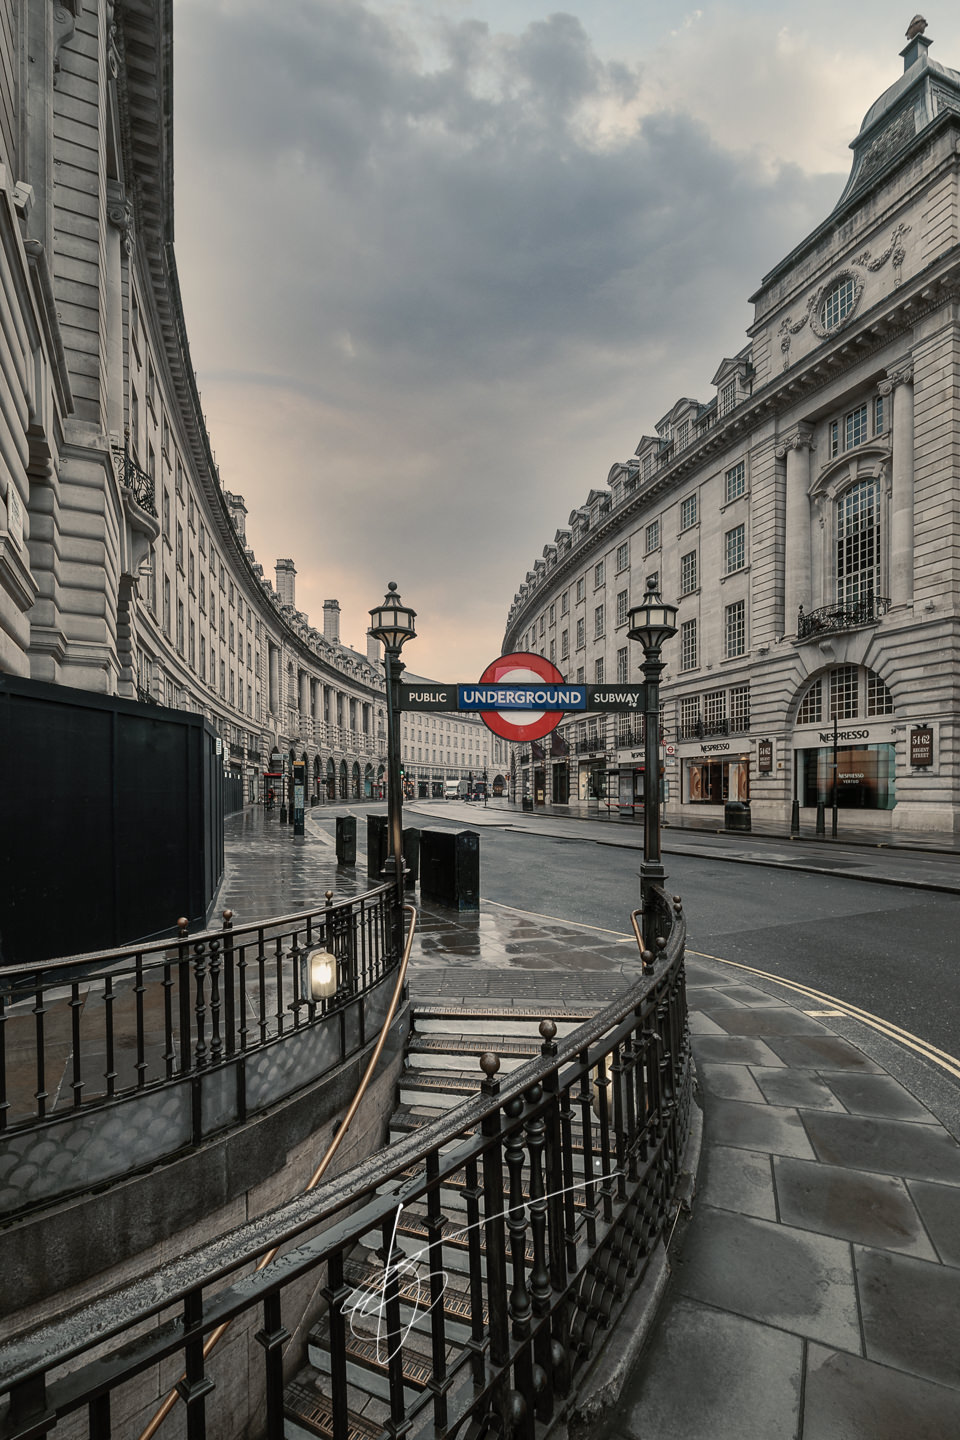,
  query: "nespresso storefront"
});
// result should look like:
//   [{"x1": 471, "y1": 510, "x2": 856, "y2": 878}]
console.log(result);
[{"x1": 680, "y1": 741, "x2": 750, "y2": 806}]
